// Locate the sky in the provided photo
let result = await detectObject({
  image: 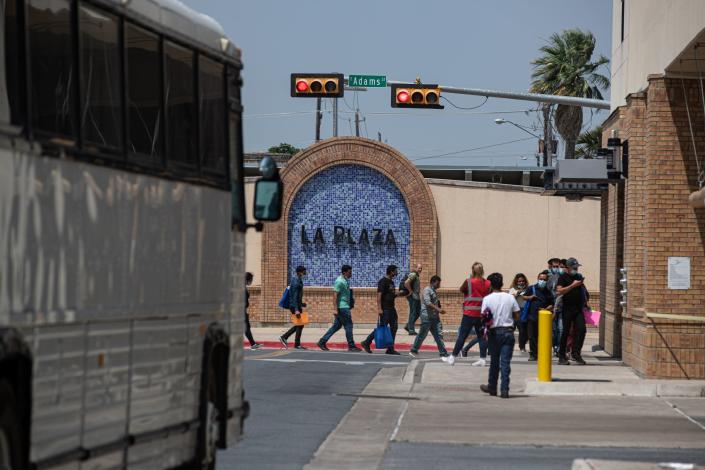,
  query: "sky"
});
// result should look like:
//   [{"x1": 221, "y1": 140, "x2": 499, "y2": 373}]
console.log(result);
[{"x1": 182, "y1": 0, "x2": 612, "y2": 167}]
